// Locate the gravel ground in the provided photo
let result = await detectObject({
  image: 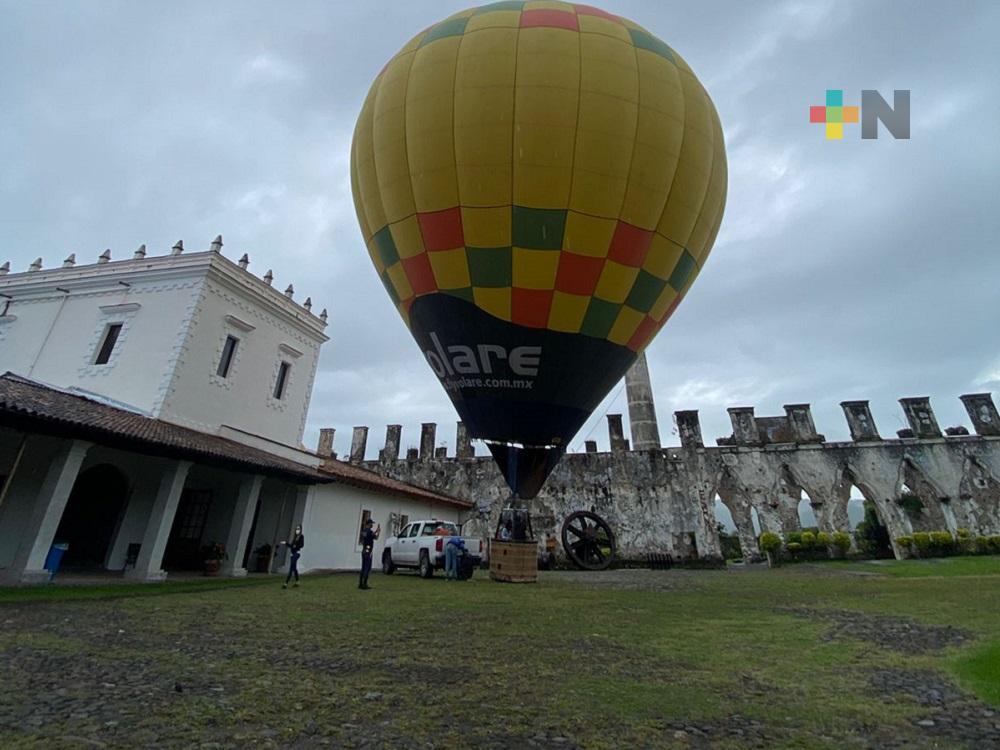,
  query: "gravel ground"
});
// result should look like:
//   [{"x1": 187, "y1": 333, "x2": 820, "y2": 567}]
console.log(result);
[{"x1": 778, "y1": 607, "x2": 974, "y2": 654}]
